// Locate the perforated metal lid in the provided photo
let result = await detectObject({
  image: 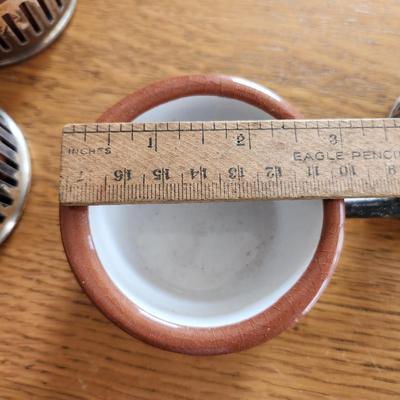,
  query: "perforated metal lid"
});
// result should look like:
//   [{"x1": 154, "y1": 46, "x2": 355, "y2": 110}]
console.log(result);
[
  {"x1": 0, "y1": 109, "x2": 31, "y2": 244},
  {"x1": 0, "y1": 0, "x2": 76, "y2": 66}
]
